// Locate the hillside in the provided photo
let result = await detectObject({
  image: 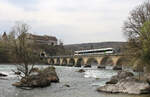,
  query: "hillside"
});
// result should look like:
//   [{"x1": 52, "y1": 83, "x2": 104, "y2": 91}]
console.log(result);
[{"x1": 64, "y1": 42, "x2": 126, "y2": 53}]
